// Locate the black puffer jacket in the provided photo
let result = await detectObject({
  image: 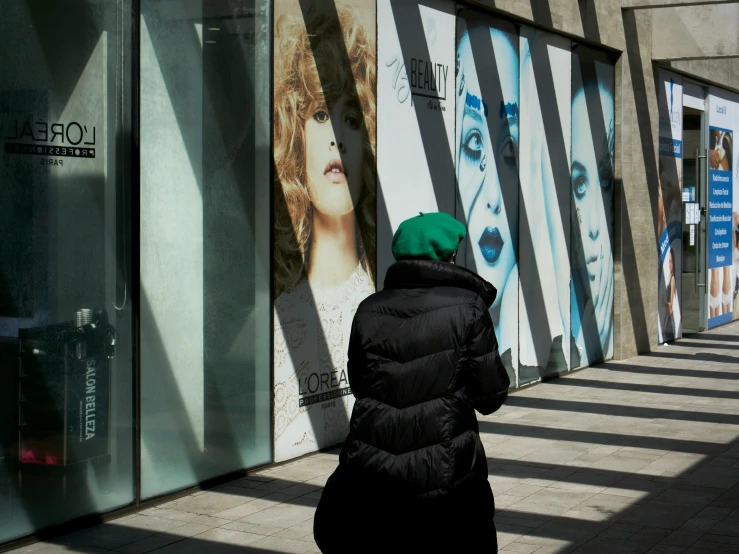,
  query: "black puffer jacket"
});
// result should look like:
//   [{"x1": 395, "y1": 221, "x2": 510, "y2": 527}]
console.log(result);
[{"x1": 314, "y1": 260, "x2": 510, "y2": 553}]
